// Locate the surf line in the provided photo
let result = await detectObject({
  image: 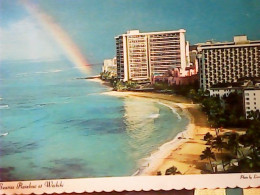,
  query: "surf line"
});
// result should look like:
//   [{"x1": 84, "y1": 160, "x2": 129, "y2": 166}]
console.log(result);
[
  {"x1": 21, "y1": 0, "x2": 91, "y2": 75},
  {"x1": 0, "y1": 132, "x2": 8, "y2": 137},
  {"x1": 157, "y1": 101, "x2": 182, "y2": 120}
]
